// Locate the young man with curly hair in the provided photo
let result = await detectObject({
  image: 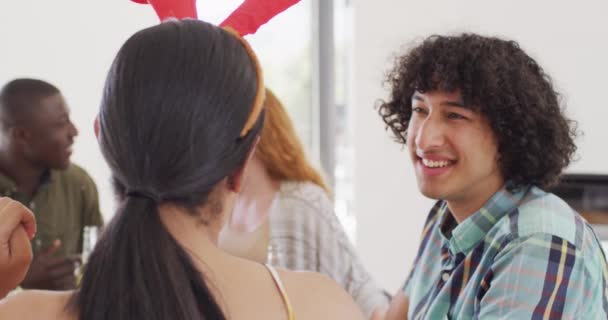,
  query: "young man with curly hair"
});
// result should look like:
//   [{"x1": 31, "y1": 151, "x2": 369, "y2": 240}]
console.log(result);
[{"x1": 379, "y1": 34, "x2": 608, "y2": 319}]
